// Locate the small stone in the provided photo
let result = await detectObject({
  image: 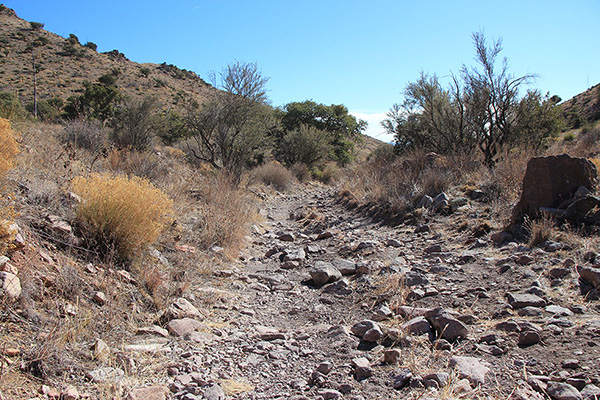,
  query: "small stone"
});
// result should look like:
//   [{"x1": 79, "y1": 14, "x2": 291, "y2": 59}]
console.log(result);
[
  {"x1": 318, "y1": 389, "x2": 342, "y2": 400},
  {"x1": 62, "y1": 385, "x2": 79, "y2": 400},
  {"x1": 86, "y1": 367, "x2": 124, "y2": 383},
  {"x1": 449, "y1": 356, "x2": 489, "y2": 387},
  {"x1": 562, "y1": 359, "x2": 580, "y2": 369},
  {"x1": 508, "y1": 293, "x2": 547, "y2": 309},
  {"x1": 203, "y1": 383, "x2": 225, "y2": 400},
  {"x1": 125, "y1": 386, "x2": 169, "y2": 400},
  {"x1": 547, "y1": 305, "x2": 574, "y2": 317},
  {"x1": 519, "y1": 330, "x2": 541, "y2": 347},
  {"x1": 317, "y1": 361, "x2": 334, "y2": 375},
  {"x1": 350, "y1": 320, "x2": 379, "y2": 339},
  {"x1": 425, "y1": 307, "x2": 469, "y2": 341},
  {"x1": 93, "y1": 291, "x2": 108, "y2": 305},
  {"x1": 383, "y1": 349, "x2": 401, "y2": 364},
  {"x1": 0, "y1": 272, "x2": 21, "y2": 301},
  {"x1": 92, "y1": 339, "x2": 110, "y2": 361},
  {"x1": 352, "y1": 357, "x2": 373, "y2": 381},
  {"x1": 167, "y1": 318, "x2": 206, "y2": 337},
  {"x1": 392, "y1": 368, "x2": 413, "y2": 389},
  {"x1": 278, "y1": 233, "x2": 295, "y2": 242},
  {"x1": 310, "y1": 261, "x2": 342, "y2": 287}
]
